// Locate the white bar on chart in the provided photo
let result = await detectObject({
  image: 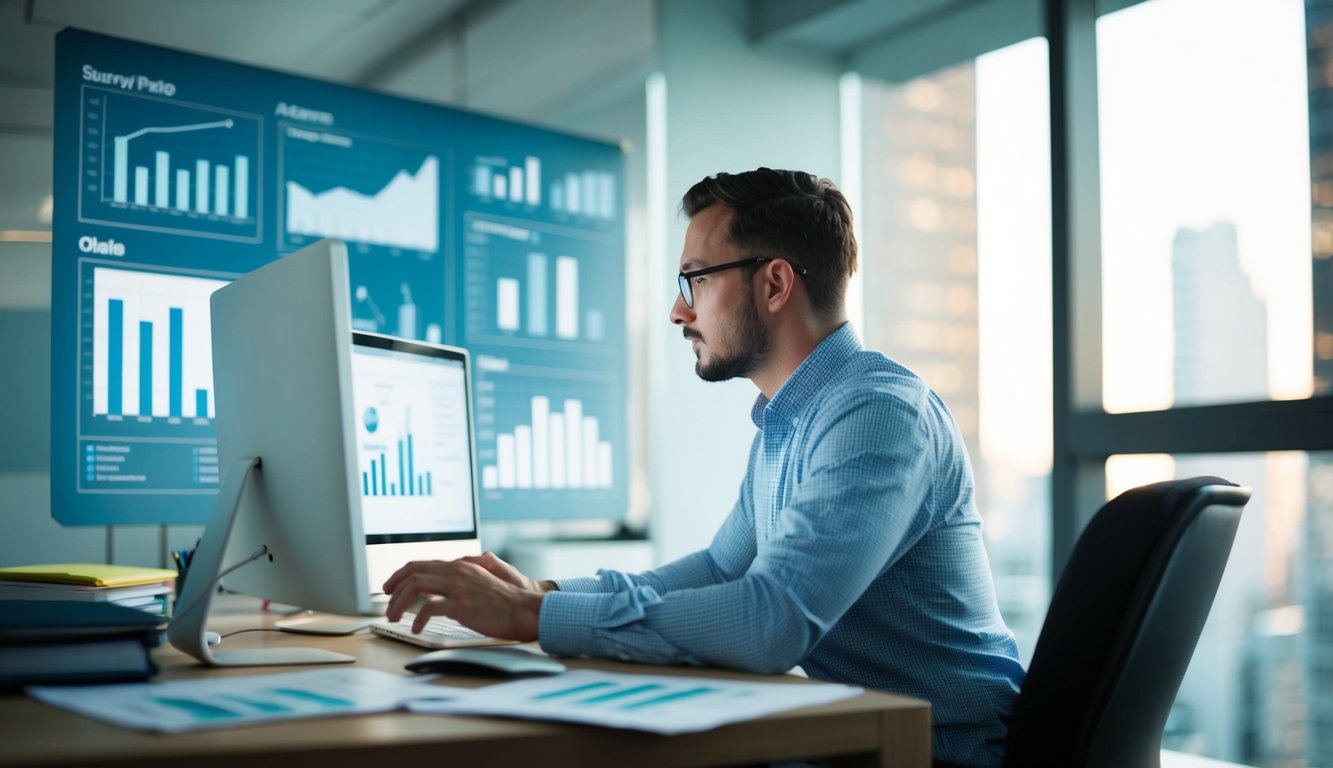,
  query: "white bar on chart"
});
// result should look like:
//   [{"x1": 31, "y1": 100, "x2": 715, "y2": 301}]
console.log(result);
[
  {"x1": 175, "y1": 169, "x2": 190, "y2": 211},
  {"x1": 550, "y1": 183, "x2": 564, "y2": 212},
  {"x1": 497, "y1": 433, "x2": 517, "y2": 488},
  {"x1": 235, "y1": 155, "x2": 250, "y2": 219},
  {"x1": 113, "y1": 136, "x2": 129, "y2": 203},
  {"x1": 555, "y1": 256, "x2": 579, "y2": 340},
  {"x1": 515, "y1": 425, "x2": 533, "y2": 489},
  {"x1": 215, "y1": 164, "x2": 230, "y2": 217},
  {"x1": 482, "y1": 466, "x2": 499, "y2": 489},
  {"x1": 497, "y1": 278, "x2": 520, "y2": 331},
  {"x1": 195, "y1": 160, "x2": 210, "y2": 213},
  {"x1": 398, "y1": 289, "x2": 416, "y2": 339},
  {"x1": 564, "y1": 173, "x2": 581, "y2": 214},
  {"x1": 508, "y1": 167, "x2": 524, "y2": 203},
  {"x1": 586, "y1": 310, "x2": 604, "y2": 342},
  {"x1": 527, "y1": 253, "x2": 548, "y2": 336},
  {"x1": 581, "y1": 416, "x2": 600, "y2": 488},
  {"x1": 597, "y1": 442, "x2": 613, "y2": 488},
  {"x1": 133, "y1": 167, "x2": 149, "y2": 206},
  {"x1": 549, "y1": 413, "x2": 566, "y2": 489},
  {"x1": 524, "y1": 156, "x2": 541, "y2": 205},
  {"x1": 532, "y1": 396, "x2": 550, "y2": 489},
  {"x1": 154, "y1": 151, "x2": 170, "y2": 208},
  {"x1": 581, "y1": 171, "x2": 598, "y2": 217},
  {"x1": 475, "y1": 165, "x2": 492, "y2": 197},
  {"x1": 564, "y1": 399, "x2": 583, "y2": 488},
  {"x1": 493, "y1": 174, "x2": 507, "y2": 199},
  {"x1": 598, "y1": 172, "x2": 616, "y2": 219}
]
